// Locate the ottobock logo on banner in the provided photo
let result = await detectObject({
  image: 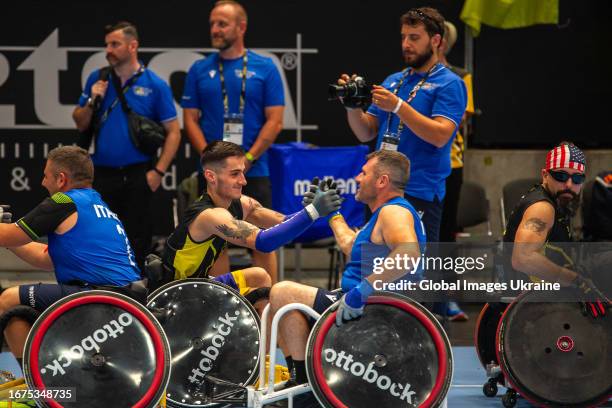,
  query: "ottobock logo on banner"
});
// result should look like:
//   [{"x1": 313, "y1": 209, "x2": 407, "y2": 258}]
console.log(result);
[{"x1": 268, "y1": 143, "x2": 367, "y2": 242}]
